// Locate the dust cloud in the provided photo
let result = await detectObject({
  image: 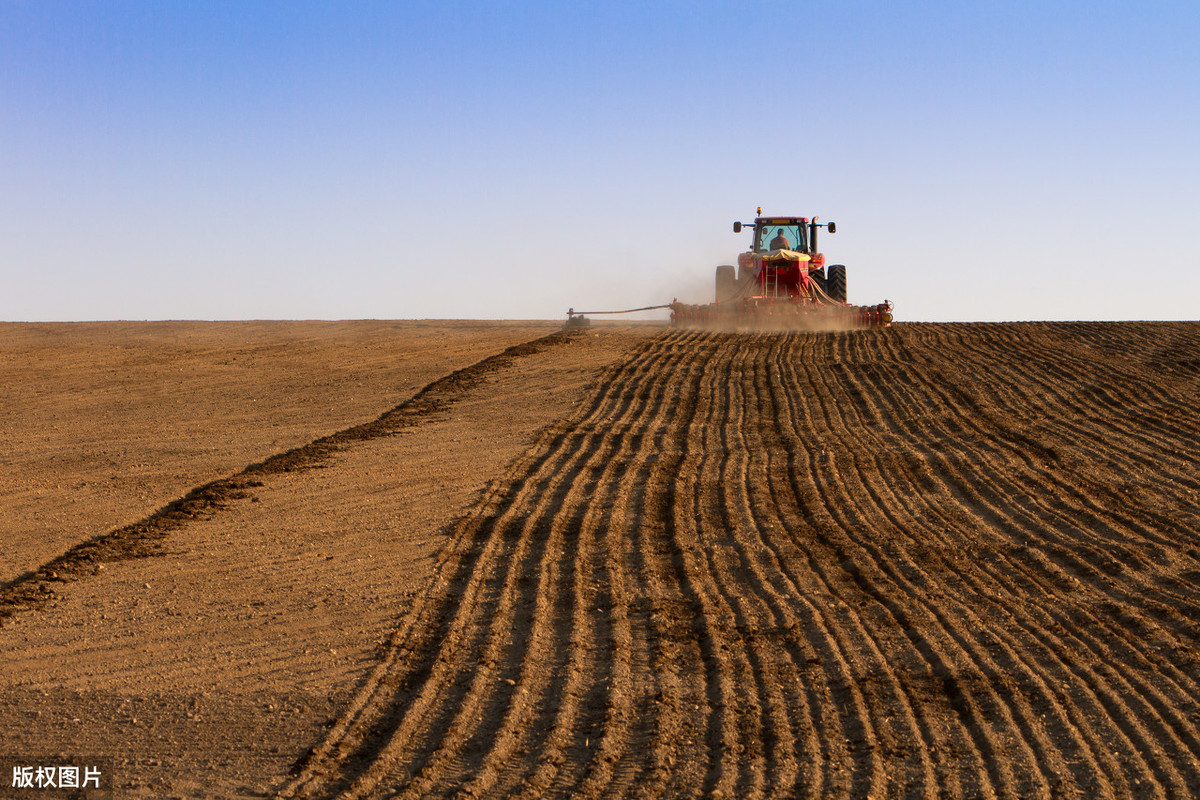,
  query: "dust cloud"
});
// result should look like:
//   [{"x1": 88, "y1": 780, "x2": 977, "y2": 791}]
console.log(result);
[{"x1": 670, "y1": 308, "x2": 876, "y2": 334}]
